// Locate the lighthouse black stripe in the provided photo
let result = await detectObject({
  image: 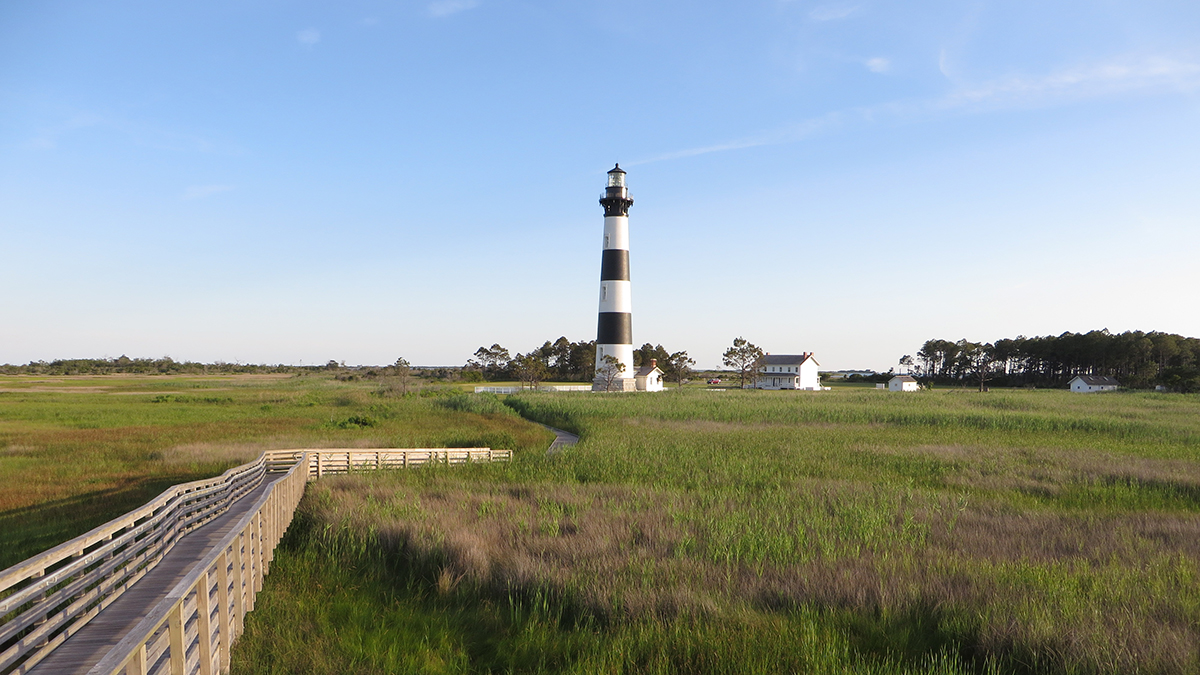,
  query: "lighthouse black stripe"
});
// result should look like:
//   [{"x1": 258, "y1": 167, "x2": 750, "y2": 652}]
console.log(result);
[
  {"x1": 596, "y1": 312, "x2": 632, "y2": 345},
  {"x1": 600, "y1": 249, "x2": 629, "y2": 281}
]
